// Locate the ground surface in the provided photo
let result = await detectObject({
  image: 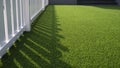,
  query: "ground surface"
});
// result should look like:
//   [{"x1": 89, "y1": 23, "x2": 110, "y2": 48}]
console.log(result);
[{"x1": 0, "y1": 5, "x2": 120, "y2": 68}]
